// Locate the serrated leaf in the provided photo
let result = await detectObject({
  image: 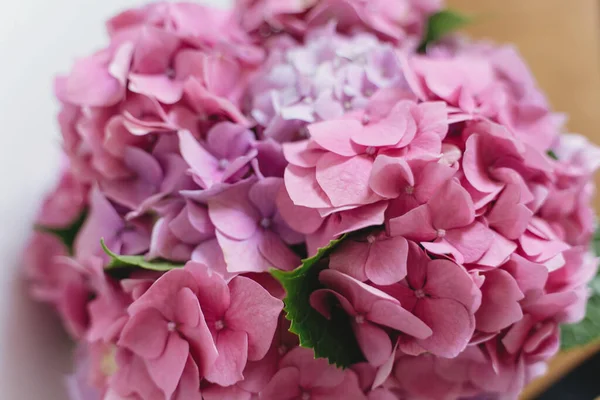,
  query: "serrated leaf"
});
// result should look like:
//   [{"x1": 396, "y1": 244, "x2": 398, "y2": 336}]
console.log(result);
[
  {"x1": 271, "y1": 236, "x2": 365, "y2": 368},
  {"x1": 101, "y1": 239, "x2": 184, "y2": 272},
  {"x1": 35, "y1": 210, "x2": 87, "y2": 255},
  {"x1": 560, "y1": 228, "x2": 600, "y2": 349},
  {"x1": 418, "y1": 9, "x2": 471, "y2": 53}
]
